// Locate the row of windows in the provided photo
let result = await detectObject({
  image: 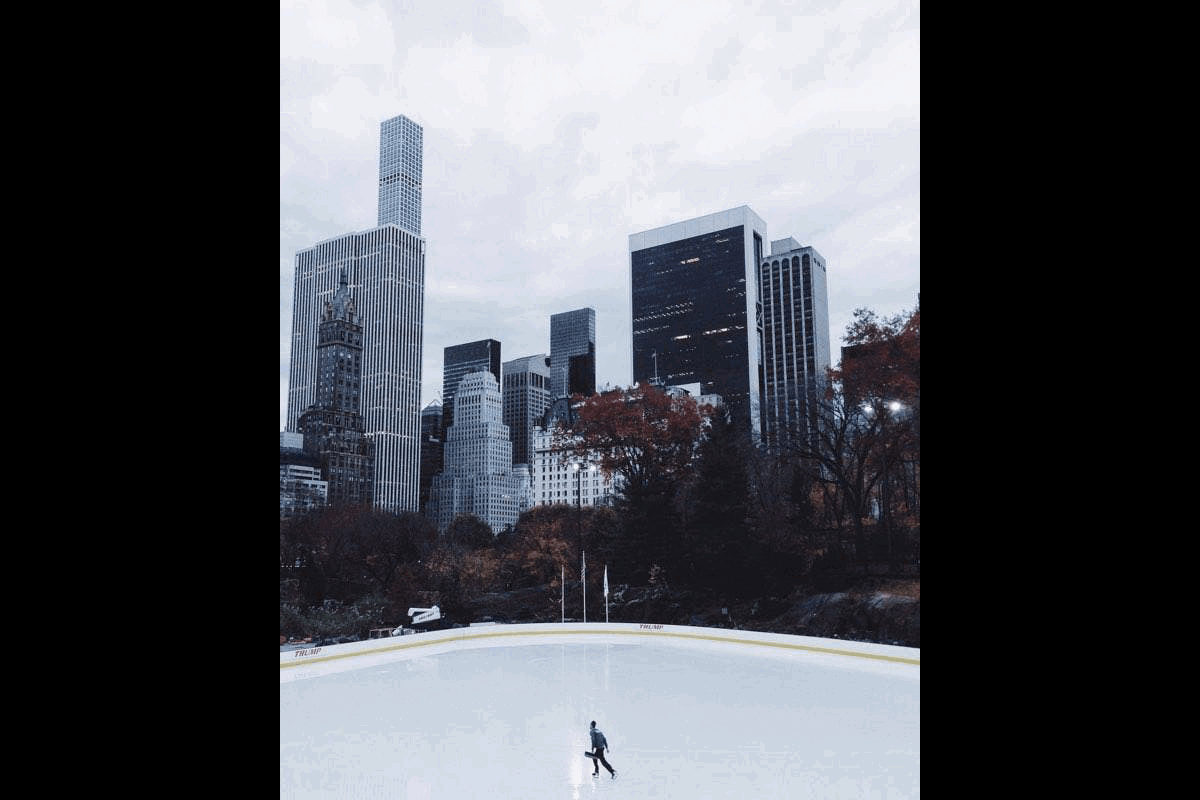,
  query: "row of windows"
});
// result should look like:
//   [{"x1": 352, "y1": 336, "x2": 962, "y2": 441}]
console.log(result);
[{"x1": 379, "y1": 172, "x2": 422, "y2": 185}]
